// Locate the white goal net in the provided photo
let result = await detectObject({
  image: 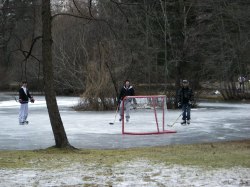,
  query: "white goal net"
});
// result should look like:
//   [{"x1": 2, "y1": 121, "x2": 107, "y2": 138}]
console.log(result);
[{"x1": 120, "y1": 95, "x2": 176, "y2": 135}]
